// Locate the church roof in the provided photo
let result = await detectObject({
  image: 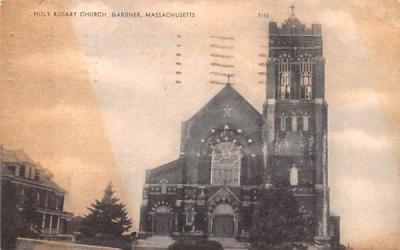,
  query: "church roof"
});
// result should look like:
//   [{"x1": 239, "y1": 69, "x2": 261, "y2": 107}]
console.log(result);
[
  {"x1": 187, "y1": 84, "x2": 262, "y2": 123},
  {"x1": 146, "y1": 158, "x2": 183, "y2": 184},
  {"x1": 148, "y1": 159, "x2": 180, "y2": 175}
]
